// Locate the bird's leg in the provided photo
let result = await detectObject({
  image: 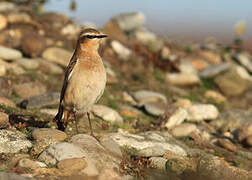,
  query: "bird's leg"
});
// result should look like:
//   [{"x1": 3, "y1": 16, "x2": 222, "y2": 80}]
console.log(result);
[
  {"x1": 58, "y1": 110, "x2": 70, "y2": 131},
  {"x1": 87, "y1": 112, "x2": 94, "y2": 137},
  {"x1": 73, "y1": 110, "x2": 79, "y2": 133}
]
